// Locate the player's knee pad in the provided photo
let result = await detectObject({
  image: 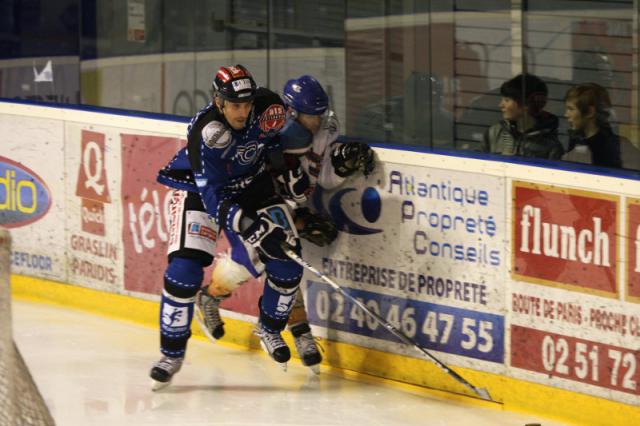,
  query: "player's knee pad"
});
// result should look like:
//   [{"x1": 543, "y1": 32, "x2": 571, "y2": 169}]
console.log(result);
[
  {"x1": 264, "y1": 259, "x2": 303, "y2": 291},
  {"x1": 210, "y1": 250, "x2": 253, "y2": 295},
  {"x1": 164, "y1": 257, "x2": 204, "y2": 298}
]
